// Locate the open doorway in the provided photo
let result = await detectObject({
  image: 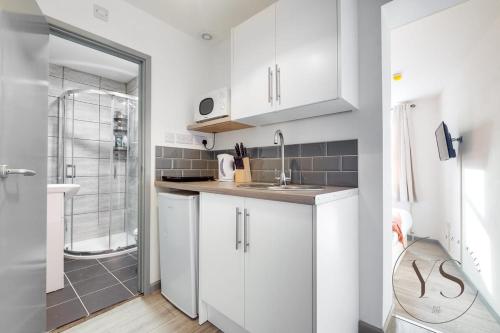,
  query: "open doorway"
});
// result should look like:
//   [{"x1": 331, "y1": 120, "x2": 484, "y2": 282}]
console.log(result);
[
  {"x1": 388, "y1": 0, "x2": 500, "y2": 332},
  {"x1": 45, "y1": 31, "x2": 146, "y2": 331}
]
